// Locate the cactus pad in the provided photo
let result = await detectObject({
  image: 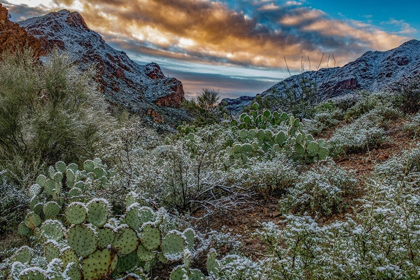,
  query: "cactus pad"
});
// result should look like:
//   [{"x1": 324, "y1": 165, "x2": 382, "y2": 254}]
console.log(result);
[
  {"x1": 65, "y1": 202, "x2": 86, "y2": 225},
  {"x1": 33, "y1": 203, "x2": 44, "y2": 216},
  {"x1": 63, "y1": 262, "x2": 81, "y2": 280},
  {"x1": 29, "y1": 196, "x2": 39, "y2": 211},
  {"x1": 113, "y1": 252, "x2": 139, "y2": 276},
  {"x1": 161, "y1": 231, "x2": 186, "y2": 262},
  {"x1": 125, "y1": 192, "x2": 137, "y2": 209},
  {"x1": 87, "y1": 199, "x2": 109, "y2": 227},
  {"x1": 206, "y1": 249, "x2": 220, "y2": 276},
  {"x1": 24, "y1": 212, "x2": 42, "y2": 229},
  {"x1": 54, "y1": 172, "x2": 63, "y2": 183},
  {"x1": 60, "y1": 248, "x2": 78, "y2": 267},
  {"x1": 44, "y1": 241, "x2": 60, "y2": 263},
  {"x1": 138, "y1": 207, "x2": 154, "y2": 225},
  {"x1": 46, "y1": 258, "x2": 63, "y2": 280},
  {"x1": 318, "y1": 147, "x2": 329, "y2": 160},
  {"x1": 94, "y1": 167, "x2": 106, "y2": 179},
  {"x1": 67, "y1": 225, "x2": 97, "y2": 257},
  {"x1": 11, "y1": 246, "x2": 32, "y2": 264},
  {"x1": 18, "y1": 222, "x2": 33, "y2": 236},
  {"x1": 44, "y1": 179, "x2": 56, "y2": 196},
  {"x1": 169, "y1": 265, "x2": 188, "y2": 280},
  {"x1": 36, "y1": 175, "x2": 47, "y2": 187},
  {"x1": 125, "y1": 204, "x2": 141, "y2": 231},
  {"x1": 136, "y1": 244, "x2": 155, "y2": 262},
  {"x1": 83, "y1": 160, "x2": 95, "y2": 172},
  {"x1": 113, "y1": 226, "x2": 139, "y2": 255},
  {"x1": 55, "y1": 161, "x2": 67, "y2": 173},
  {"x1": 183, "y1": 228, "x2": 195, "y2": 251},
  {"x1": 140, "y1": 224, "x2": 161, "y2": 251},
  {"x1": 29, "y1": 184, "x2": 42, "y2": 197},
  {"x1": 190, "y1": 269, "x2": 206, "y2": 280},
  {"x1": 67, "y1": 163, "x2": 79, "y2": 172},
  {"x1": 307, "y1": 141, "x2": 319, "y2": 157},
  {"x1": 19, "y1": 267, "x2": 48, "y2": 280},
  {"x1": 43, "y1": 201, "x2": 61, "y2": 219},
  {"x1": 81, "y1": 249, "x2": 117, "y2": 280},
  {"x1": 40, "y1": 220, "x2": 64, "y2": 241},
  {"x1": 98, "y1": 226, "x2": 116, "y2": 249}
]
